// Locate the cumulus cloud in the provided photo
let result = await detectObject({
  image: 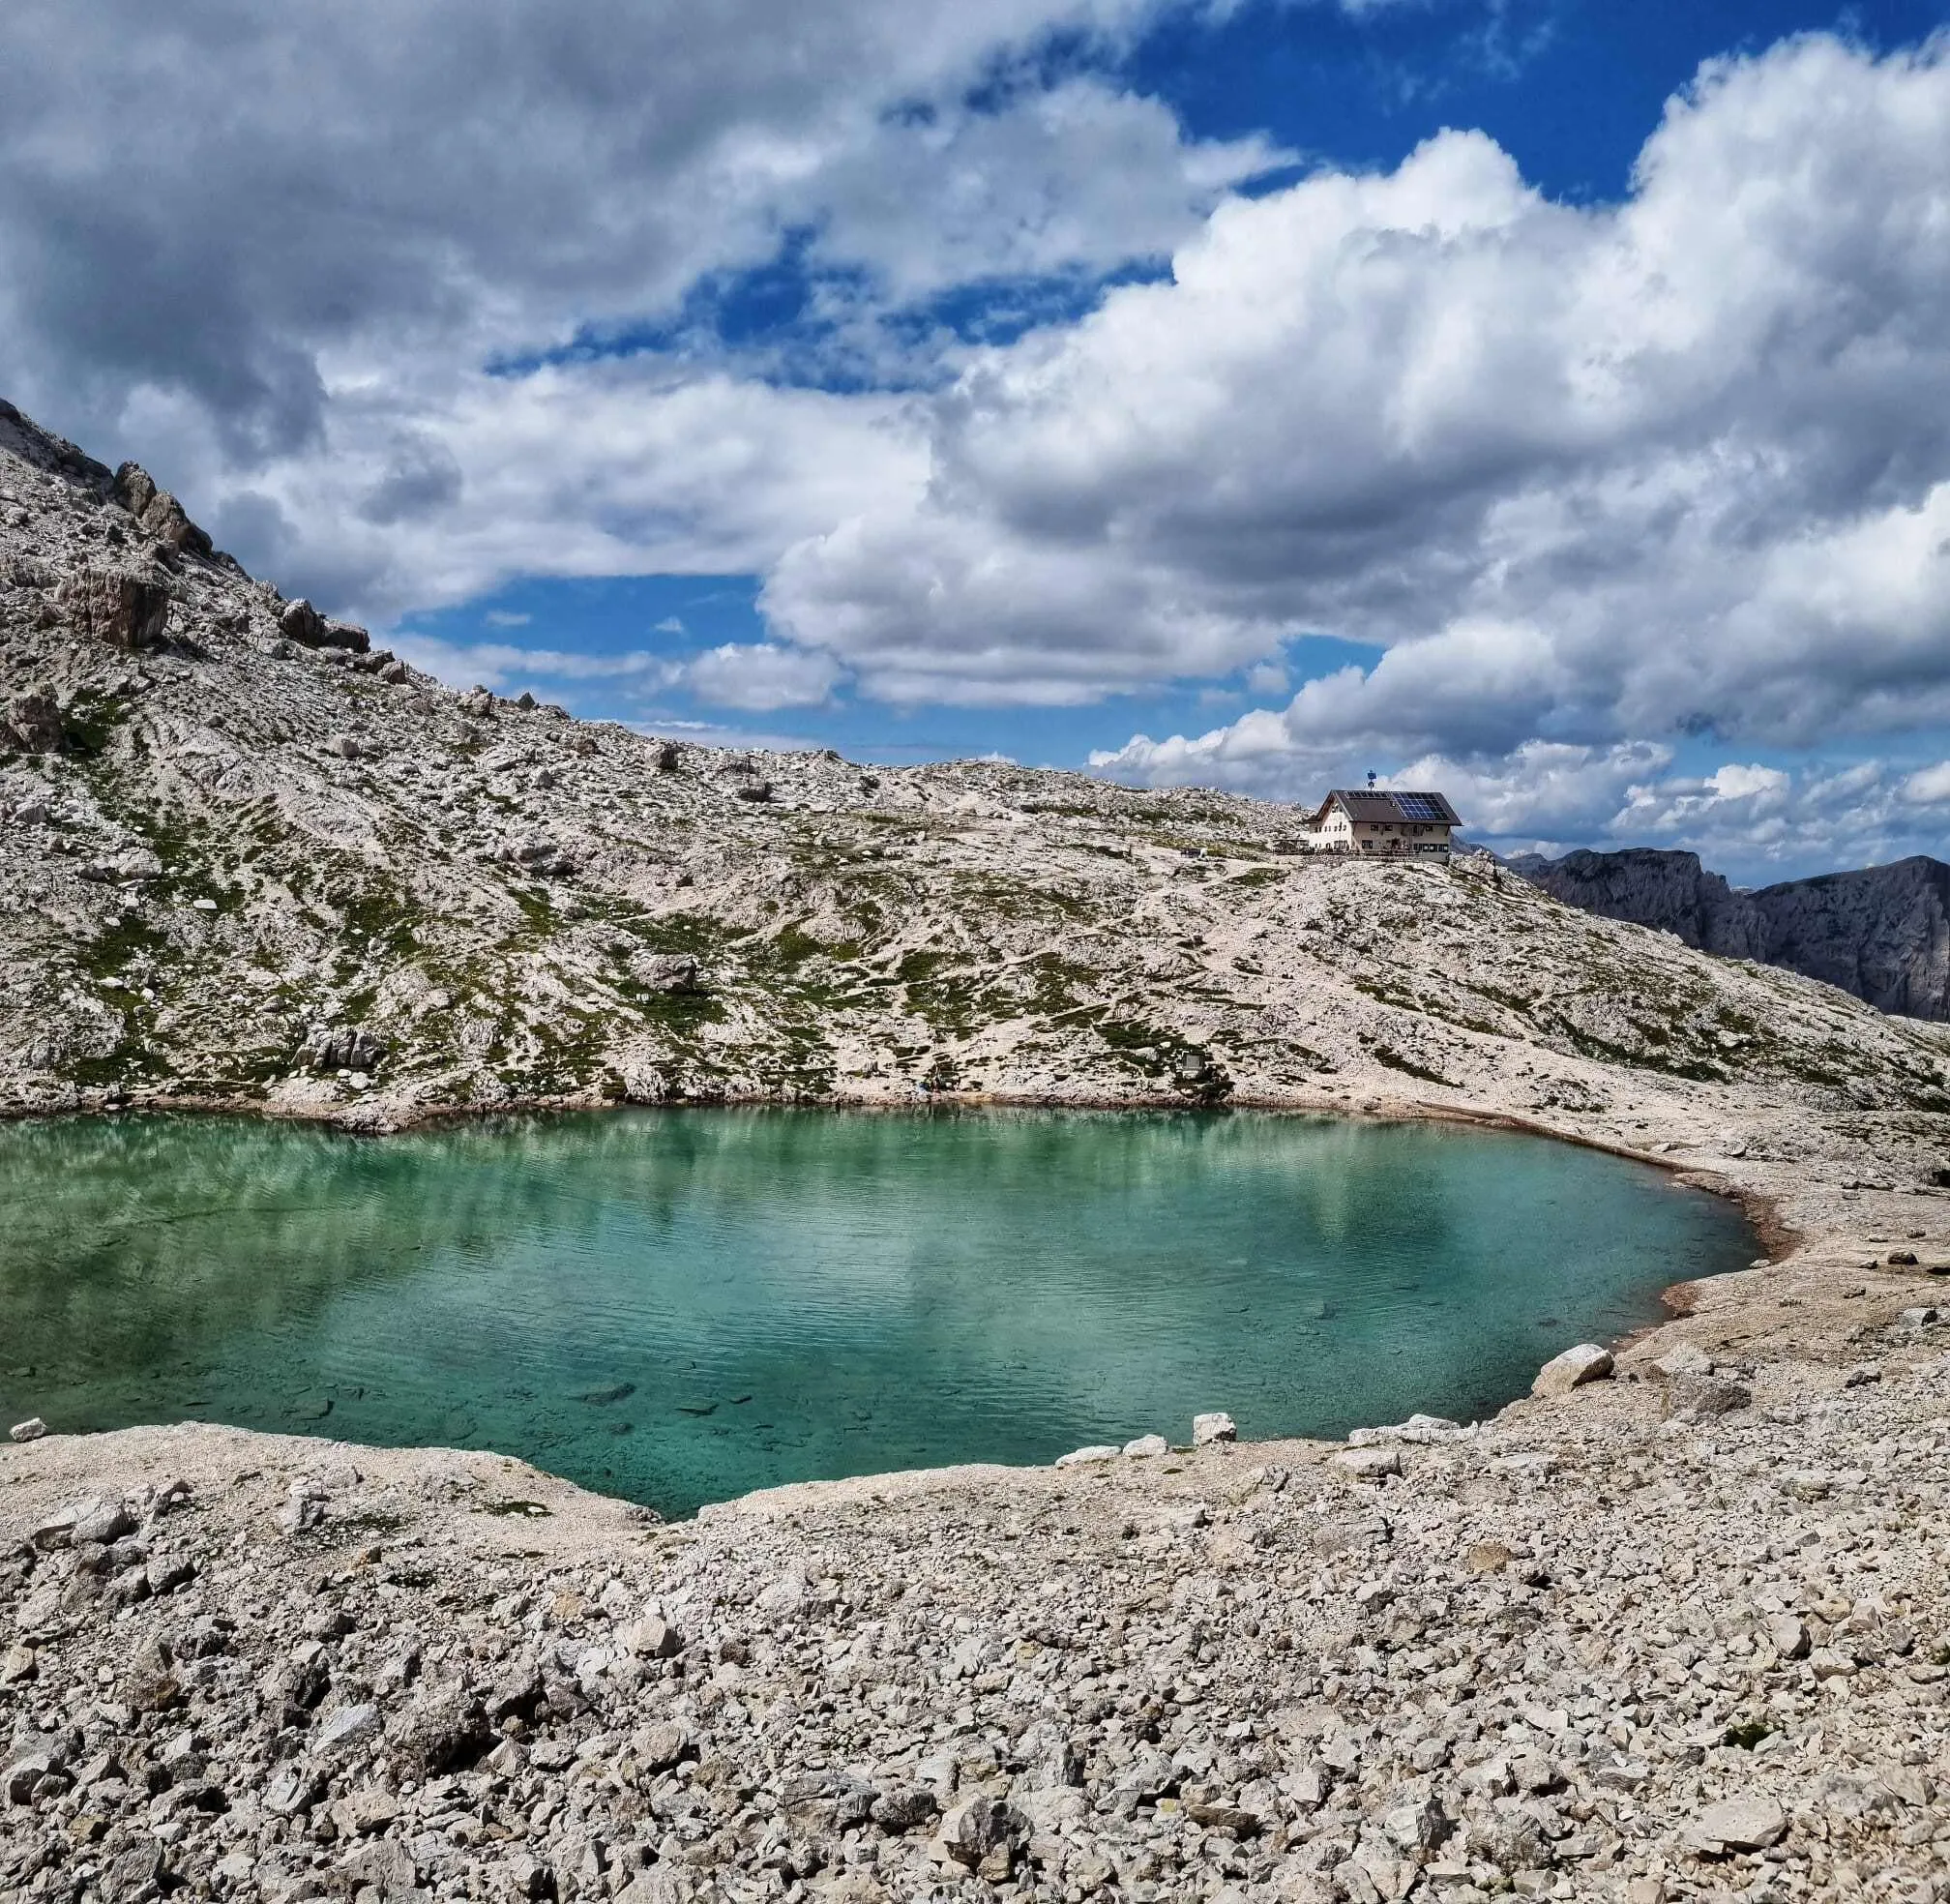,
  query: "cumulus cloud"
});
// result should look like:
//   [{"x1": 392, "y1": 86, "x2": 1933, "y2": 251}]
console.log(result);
[
  {"x1": 1904, "y1": 762, "x2": 1950, "y2": 805},
  {"x1": 672, "y1": 642, "x2": 846, "y2": 711},
  {"x1": 769, "y1": 33, "x2": 1950, "y2": 750},
  {"x1": 179, "y1": 366, "x2": 929, "y2": 621},
  {"x1": 0, "y1": 0, "x2": 1259, "y2": 456}
]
